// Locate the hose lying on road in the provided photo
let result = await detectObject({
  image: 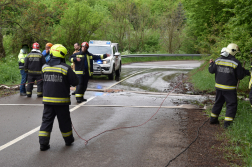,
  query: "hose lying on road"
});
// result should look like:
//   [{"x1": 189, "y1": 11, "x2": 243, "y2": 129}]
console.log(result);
[{"x1": 72, "y1": 62, "x2": 209, "y2": 145}]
